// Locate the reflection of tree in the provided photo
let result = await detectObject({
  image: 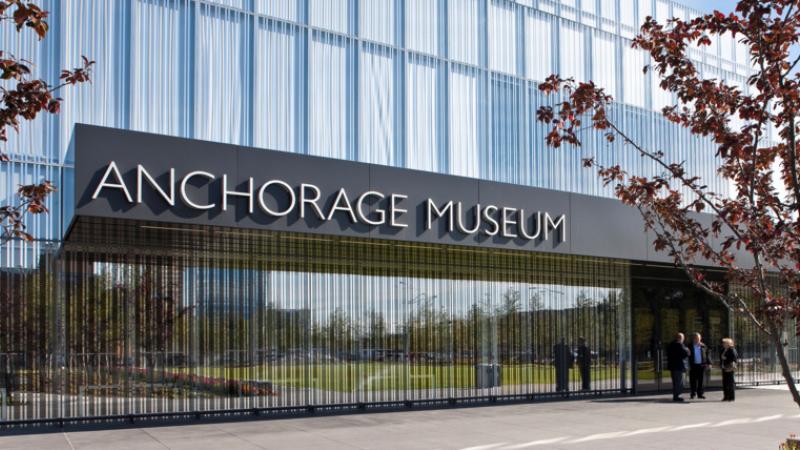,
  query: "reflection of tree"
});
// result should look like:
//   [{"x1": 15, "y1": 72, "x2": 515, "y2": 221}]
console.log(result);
[
  {"x1": 497, "y1": 288, "x2": 523, "y2": 364},
  {"x1": 574, "y1": 292, "x2": 595, "y2": 347},
  {"x1": 260, "y1": 301, "x2": 309, "y2": 355},
  {"x1": 408, "y1": 295, "x2": 447, "y2": 354},
  {"x1": 134, "y1": 266, "x2": 191, "y2": 368},
  {"x1": 62, "y1": 263, "x2": 193, "y2": 375},
  {"x1": 0, "y1": 267, "x2": 51, "y2": 398},
  {"x1": 365, "y1": 310, "x2": 387, "y2": 349},
  {"x1": 311, "y1": 307, "x2": 354, "y2": 359}
]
